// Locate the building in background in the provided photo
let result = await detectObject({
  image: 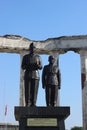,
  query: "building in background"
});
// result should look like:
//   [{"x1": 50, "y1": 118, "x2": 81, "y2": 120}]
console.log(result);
[{"x1": 0, "y1": 123, "x2": 18, "y2": 130}]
